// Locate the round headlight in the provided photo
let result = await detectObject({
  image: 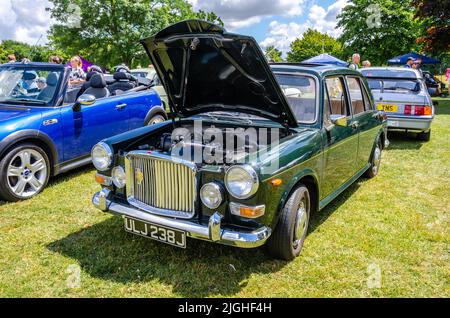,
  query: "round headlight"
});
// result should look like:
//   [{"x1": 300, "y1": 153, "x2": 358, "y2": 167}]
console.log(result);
[
  {"x1": 112, "y1": 166, "x2": 126, "y2": 189},
  {"x1": 200, "y1": 183, "x2": 223, "y2": 209},
  {"x1": 91, "y1": 142, "x2": 113, "y2": 171},
  {"x1": 225, "y1": 165, "x2": 259, "y2": 199}
]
